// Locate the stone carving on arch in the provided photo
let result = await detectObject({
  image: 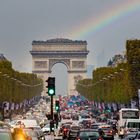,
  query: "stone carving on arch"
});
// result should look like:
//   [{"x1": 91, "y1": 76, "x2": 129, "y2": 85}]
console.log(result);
[{"x1": 49, "y1": 59, "x2": 70, "y2": 71}]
